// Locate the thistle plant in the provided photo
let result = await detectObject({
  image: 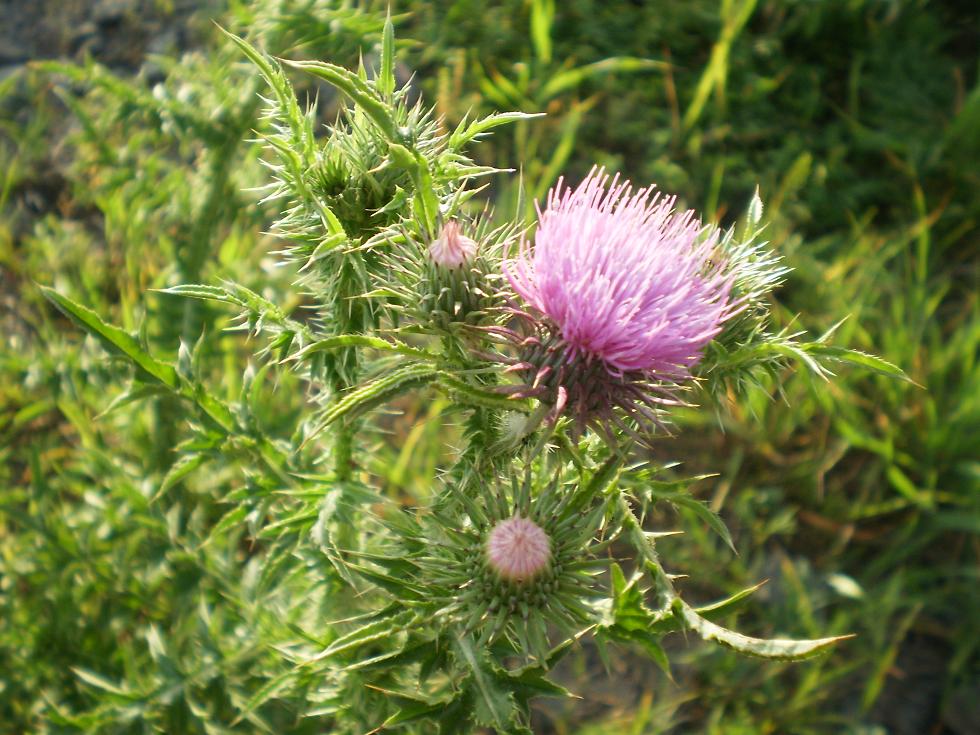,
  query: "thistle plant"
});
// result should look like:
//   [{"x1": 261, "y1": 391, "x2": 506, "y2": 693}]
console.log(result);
[{"x1": 38, "y1": 15, "x2": 909, "y2": 735}]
